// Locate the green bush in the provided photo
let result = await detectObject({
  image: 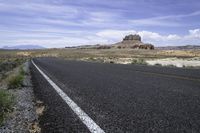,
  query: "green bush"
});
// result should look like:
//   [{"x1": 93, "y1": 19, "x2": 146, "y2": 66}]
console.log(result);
[
  {"x1": 1, "y1": 73, "x2": 7, "y2": 80},
  {"x1": 155, "y1": 63, "x2": 162, "y2": 66},
  {"x1": 0, "y1": 90, "x2": 14, "y2": 126},
  {"x1": 131, "y1": 58, "x2": 147, "y2": 65},
  {"x1": 131, "y1": 59, "x2": 138, "y2": 64},
  {"x1": 7, "y1": 66, "x2": 25, "y2": 89},
  {"x1": 19, "y1": 66, "x2": 25, "y2": 75},
  {"x1": 8, "y1": 74, "x2": 24, "y2": 89},
  {"x1": 0, "y1": 58, "x2": 26, "y2": 74}
]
